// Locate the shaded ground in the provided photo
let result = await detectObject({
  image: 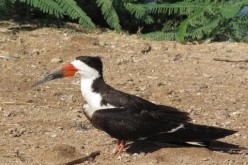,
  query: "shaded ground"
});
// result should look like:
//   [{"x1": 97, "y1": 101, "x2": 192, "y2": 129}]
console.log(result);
[{"x1": 0, "y1": 21, "x2": 248, "y2": 165}]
